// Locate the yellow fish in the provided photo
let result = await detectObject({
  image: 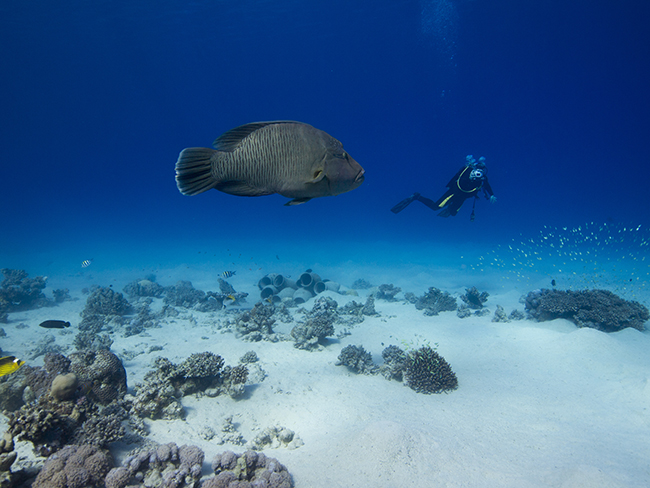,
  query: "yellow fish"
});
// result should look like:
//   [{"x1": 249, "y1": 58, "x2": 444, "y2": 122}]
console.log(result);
[{"x1": 0, "y1": 356, "x2": 25, "y2": 377}]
